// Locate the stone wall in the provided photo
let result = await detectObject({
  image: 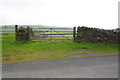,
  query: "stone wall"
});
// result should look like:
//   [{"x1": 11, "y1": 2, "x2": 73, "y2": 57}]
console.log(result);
[
  {"x1": 17, "y1": 27, "x2": 34, "y2": 40},
  {"x1": 76, "y1": 26, "x2": 119, "y2": 44}
]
